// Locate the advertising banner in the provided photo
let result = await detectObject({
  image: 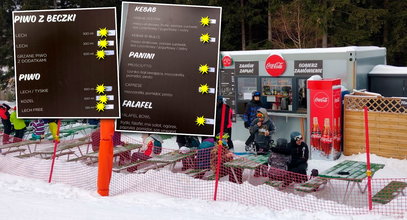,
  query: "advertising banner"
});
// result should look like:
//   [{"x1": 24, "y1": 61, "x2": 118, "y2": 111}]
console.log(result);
[
  {"x1": 117, "y1": 2, "x2": 221, "y2": 136},
  {"x1": 308, "y1": 79, "x2": 342, "y2": 160},
  {"x1": 13, "y1": 8, "x2": 120, "y2": 118}
]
